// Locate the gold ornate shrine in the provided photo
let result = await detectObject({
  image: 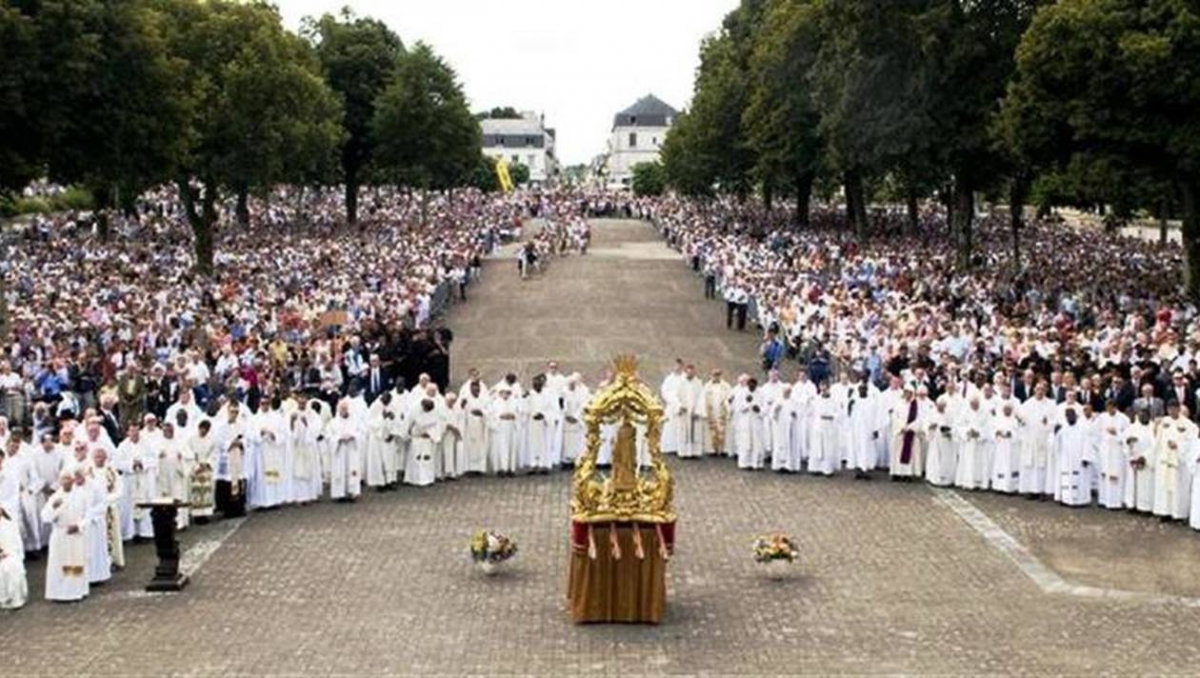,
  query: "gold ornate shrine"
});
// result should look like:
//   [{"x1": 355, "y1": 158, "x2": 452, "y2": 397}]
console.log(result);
[
  {"x1": 571, "y1": 355, "x2": 676, "y2": 524},
  {"x1": 568, "y1": 355, "x2": 676, "y2": 624}
]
